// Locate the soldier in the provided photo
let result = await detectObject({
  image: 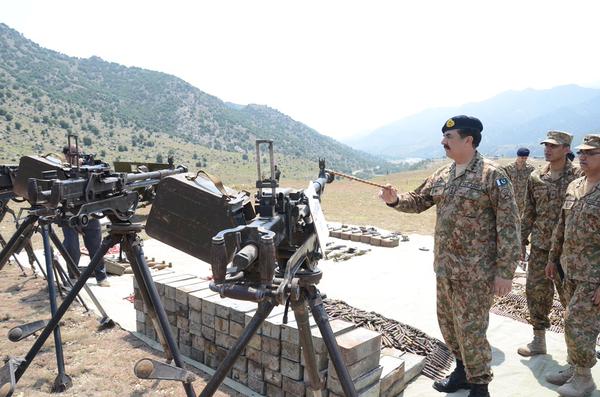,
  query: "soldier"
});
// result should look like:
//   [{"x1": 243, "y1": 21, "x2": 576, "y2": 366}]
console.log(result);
[
  {"x1": 379, "y1": 115, "x2": 520, "y2": 397},
  {"x1": 544, "y1": 134, "x2": 600, "y2": 397},
  {"x1": 61, "y1": 144, "x2": 109, "y2": 287},
  {"x1": 501, "y1": 147, "x2": 535, "y2": 215},
  {"x1": 518, "y1": 131, "x2": 582, "y2": 357}
]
